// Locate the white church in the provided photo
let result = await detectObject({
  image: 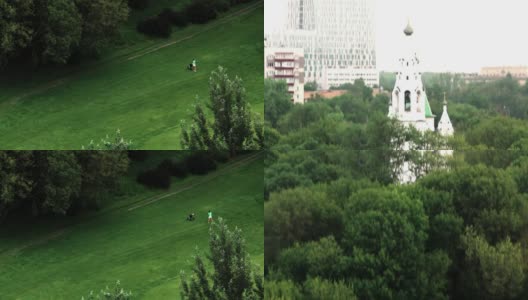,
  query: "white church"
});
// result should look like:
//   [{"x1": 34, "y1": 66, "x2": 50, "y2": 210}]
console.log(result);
[{"x1": 389, "y1": 21, "x2": 454, "y2": 183}]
